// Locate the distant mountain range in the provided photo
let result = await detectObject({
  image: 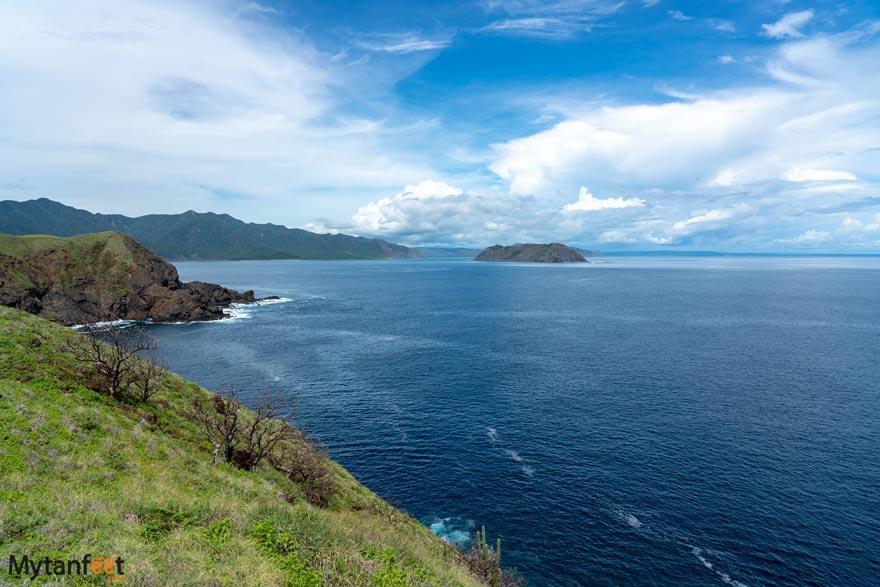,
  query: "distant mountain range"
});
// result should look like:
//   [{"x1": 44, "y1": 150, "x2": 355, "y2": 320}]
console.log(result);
[{"x1": 0, "y1": 198, "x2": 419, "y2": 261}]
